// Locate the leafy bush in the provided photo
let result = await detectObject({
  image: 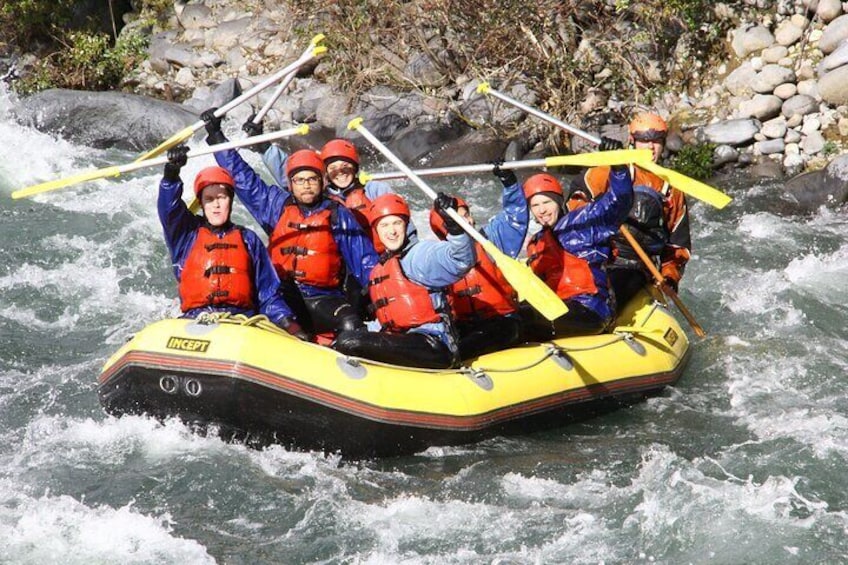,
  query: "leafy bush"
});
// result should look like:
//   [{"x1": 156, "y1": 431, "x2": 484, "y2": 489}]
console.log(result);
[
  {"x1": 669, "y1": 142, "x2": 715, "y2": 180},
  {"x1": 0, "y1": 0, "x2": 76, "y2": 44},
  {"x1": 15, "y1": 29, "x2": 149, "y2": 94}
]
